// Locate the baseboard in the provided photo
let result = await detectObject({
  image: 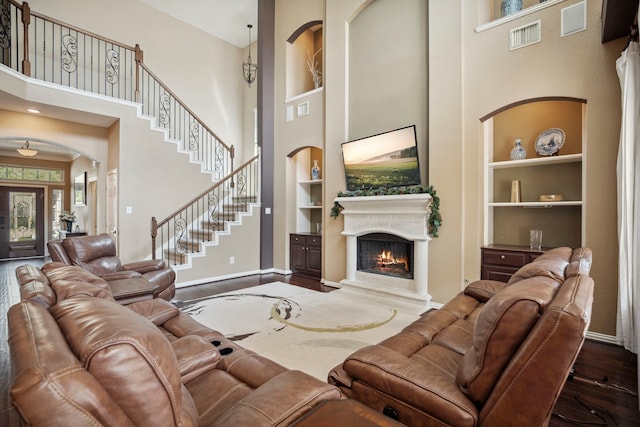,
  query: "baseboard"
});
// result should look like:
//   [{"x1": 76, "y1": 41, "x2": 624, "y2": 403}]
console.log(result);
[
  {"x1": 585, "y1": 331, "x2": 618, "y2": 345},
  {"x1": 176, "y1": 269, "x2": 262, "y2": 288},
  {"x1": 322, "y1": 279, "x2": 342, "y2": 289}
]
